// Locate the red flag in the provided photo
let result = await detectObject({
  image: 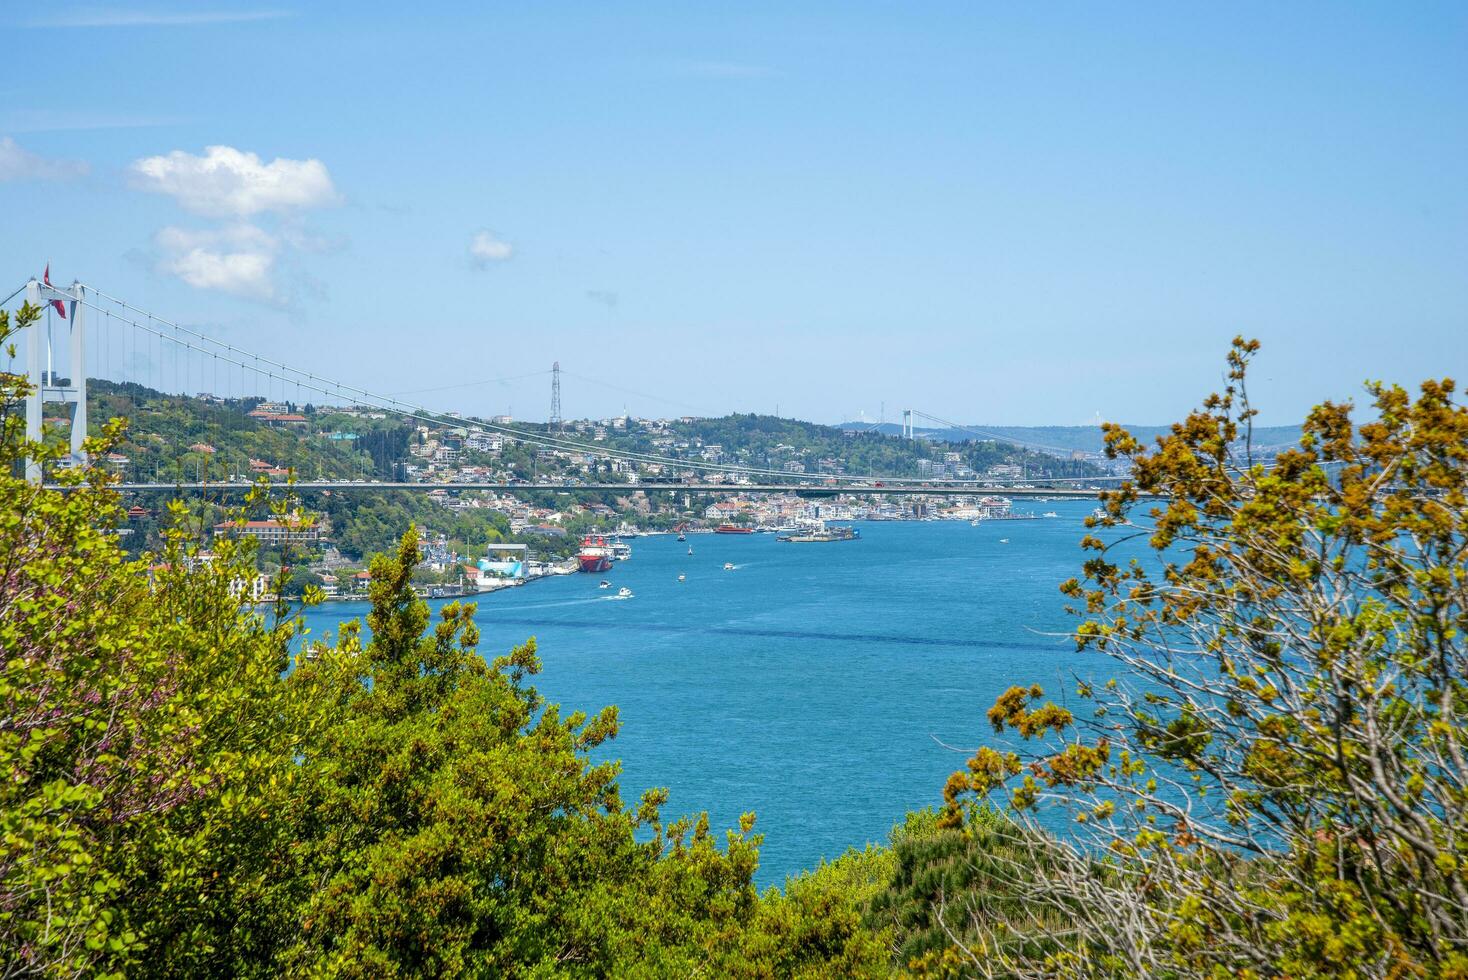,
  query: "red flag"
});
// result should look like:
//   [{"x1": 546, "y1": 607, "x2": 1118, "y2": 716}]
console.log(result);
[{"x1": 42, "y1": 264, "x2": 68, "y2": 319}]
